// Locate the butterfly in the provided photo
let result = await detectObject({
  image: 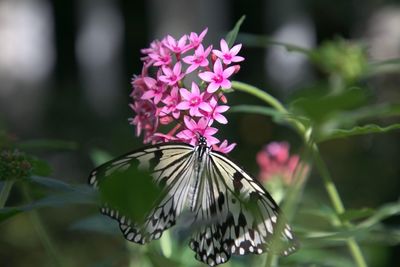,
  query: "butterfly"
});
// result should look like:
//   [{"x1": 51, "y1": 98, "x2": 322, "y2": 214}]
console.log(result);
[{"x1": 88, "y1": 135, "x2": 298, "y2": 266}]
